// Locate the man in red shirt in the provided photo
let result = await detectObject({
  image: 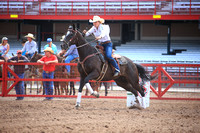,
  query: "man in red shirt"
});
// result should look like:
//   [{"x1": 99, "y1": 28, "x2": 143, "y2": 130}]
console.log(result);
[{"x1": 37, "y1": 47, "x2": 58, "y2": 100}]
